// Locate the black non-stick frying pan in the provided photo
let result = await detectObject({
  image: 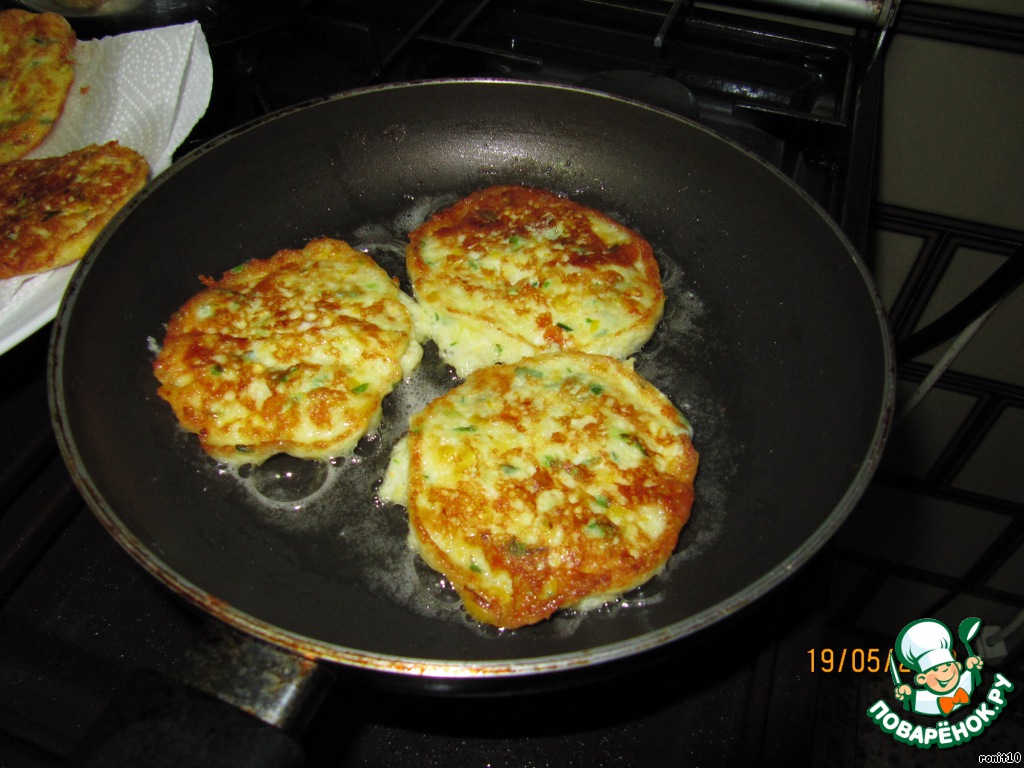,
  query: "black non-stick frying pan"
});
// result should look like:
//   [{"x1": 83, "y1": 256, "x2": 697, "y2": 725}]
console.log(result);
[{"x1": 49, "y1": 80, "x2": 894, "y2": 682}]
